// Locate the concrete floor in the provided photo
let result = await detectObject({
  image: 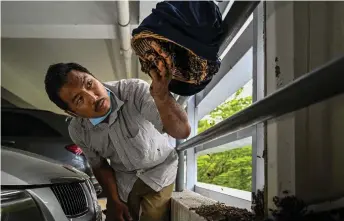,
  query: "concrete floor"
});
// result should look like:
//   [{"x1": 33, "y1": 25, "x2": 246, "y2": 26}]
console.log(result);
[
  {"x1": 98, "y1": 198, "x2": 107, "y2": 220},
  {"x1": 98, "y1": 198, "x2": 107, "y2": 210}
]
